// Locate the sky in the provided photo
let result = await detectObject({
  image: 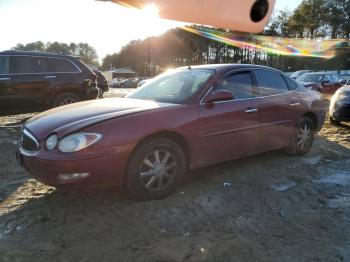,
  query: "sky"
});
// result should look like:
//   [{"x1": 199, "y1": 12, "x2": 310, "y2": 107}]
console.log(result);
[{"x1": 0, "y1": 0, "x2": 302, "y2": 62}]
